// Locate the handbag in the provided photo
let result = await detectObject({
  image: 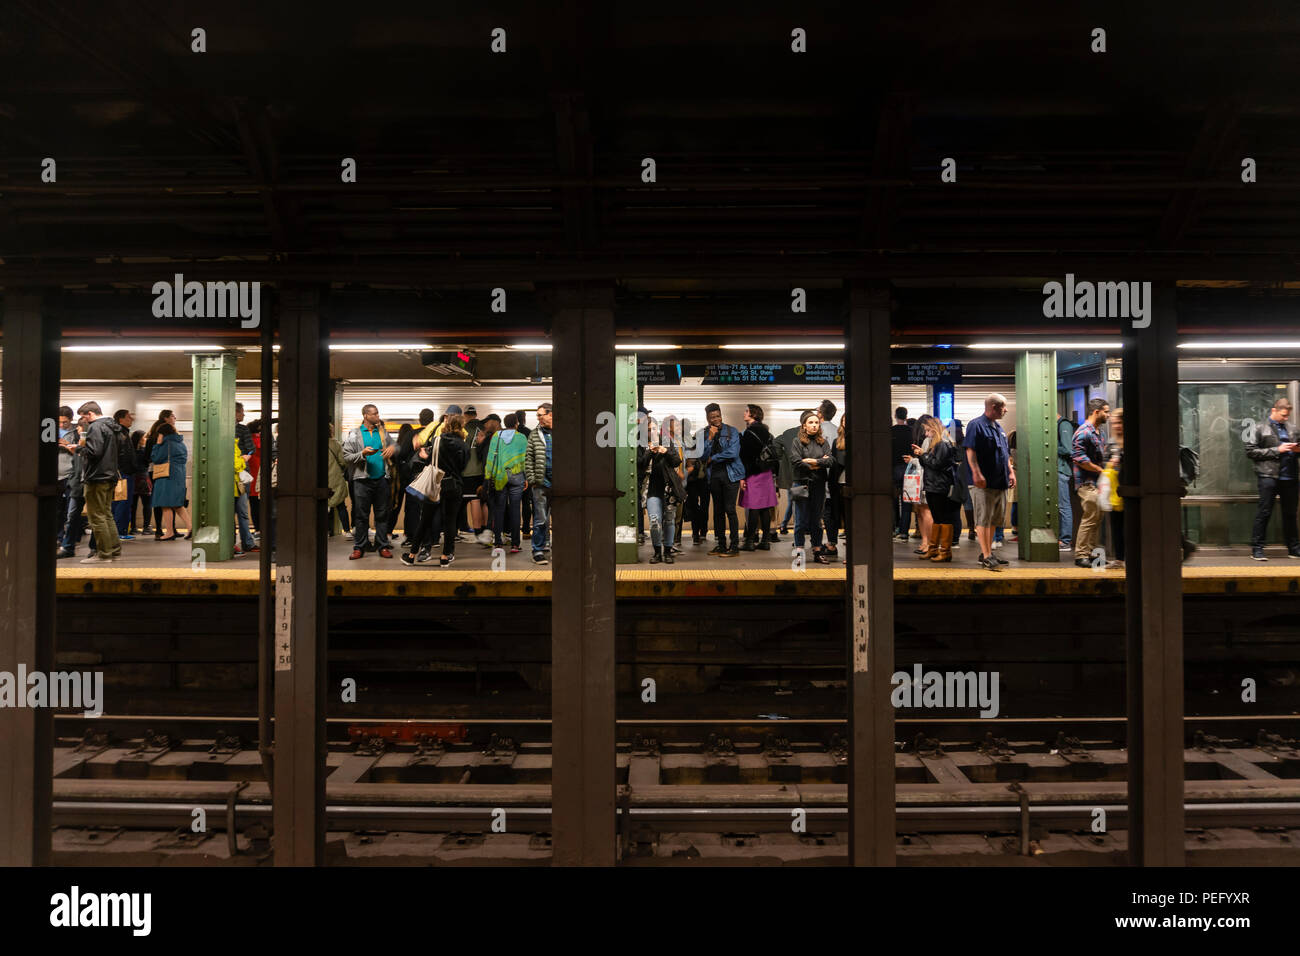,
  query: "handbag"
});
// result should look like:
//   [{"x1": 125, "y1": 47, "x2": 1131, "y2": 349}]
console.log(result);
[
  {"x1": 790, "y1": 482, "x2": 809, "y2": 500},
  {"x1": 902, "y1": 459, "x2": 923, "y2": 504},
  {"x1": 151, "y1": 460, "x2": 170, "y2": 480},
  {"x1": 407, "y1": 437, "x2": 444, "y2": 503},
  {"x1": 113, "y1": 478, "x2": 129, "y2": 501}
]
